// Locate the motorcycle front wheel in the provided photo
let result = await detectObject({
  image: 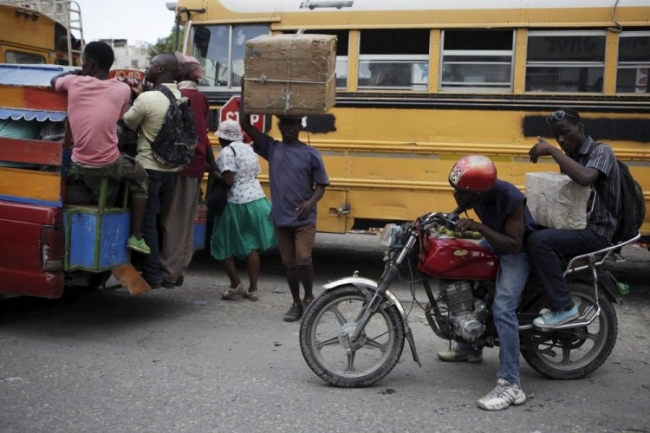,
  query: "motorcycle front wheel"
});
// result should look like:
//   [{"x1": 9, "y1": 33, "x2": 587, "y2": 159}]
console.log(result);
[
  {"x1": 299, "y1": 285, "x2": 406, "y2": 388},
  {"x1": 521, "y1": 282, "x2": 618, "y2": 380}
]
